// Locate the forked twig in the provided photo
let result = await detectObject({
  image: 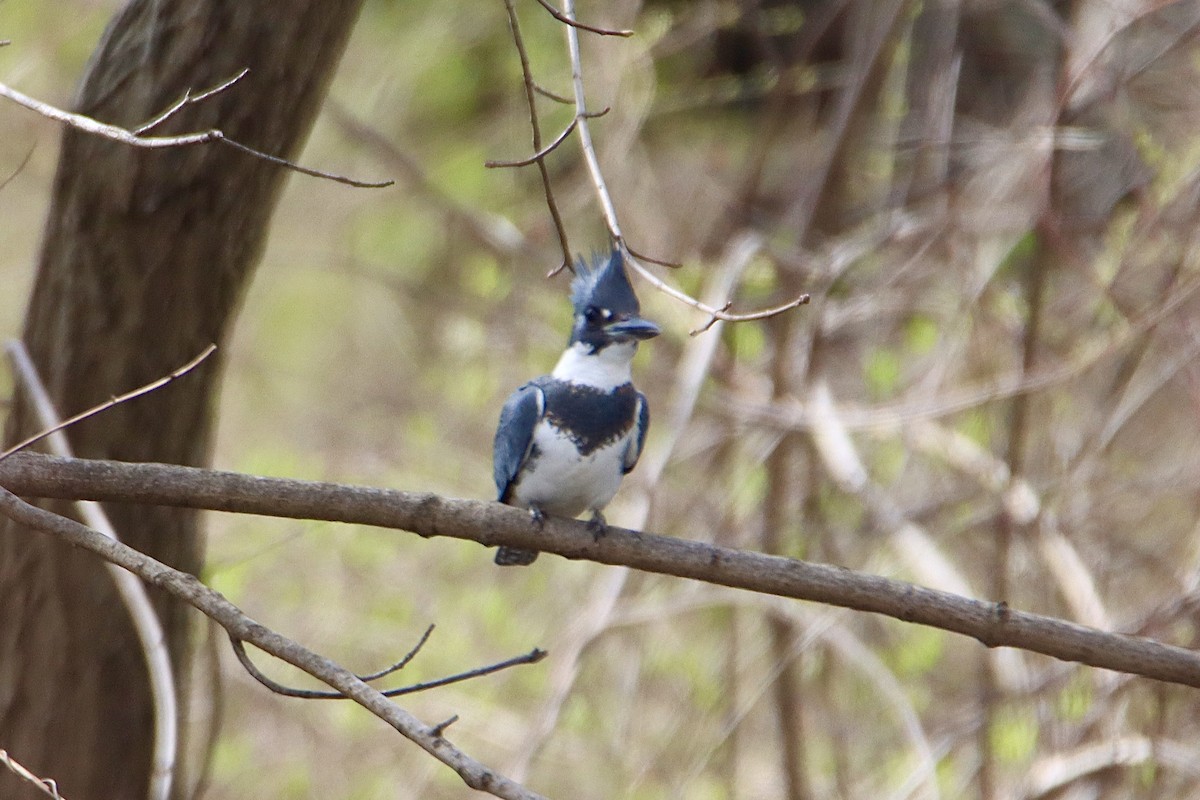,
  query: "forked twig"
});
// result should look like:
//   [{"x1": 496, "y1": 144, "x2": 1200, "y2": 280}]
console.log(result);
[
  {"x1": 229, "y1": 629, "x2": 546, "y2": 699},
  {"x1": 133, "y1": 69, "x2": 250, "y2": 135},
  {"x1": 0, "y1": 78, "x2": 392, "y2": 189},
  {"x1": 0, "y1": 343, "x2": 217, "y2": 461},
  {"x1": 501, "y1": 0, "x2": 573, "y2": 272}
]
